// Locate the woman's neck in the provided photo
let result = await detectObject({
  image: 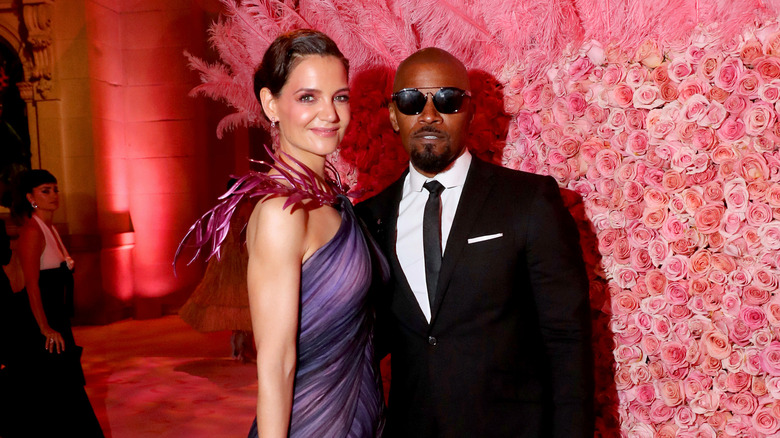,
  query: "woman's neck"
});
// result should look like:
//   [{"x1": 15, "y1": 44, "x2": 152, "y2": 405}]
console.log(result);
[
  {"x1": 33, "y1": 209, "x2": 54, "y2": 226},
  {"x1": 277, "y1": 145, "x2": 327, "y2": 178}
]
